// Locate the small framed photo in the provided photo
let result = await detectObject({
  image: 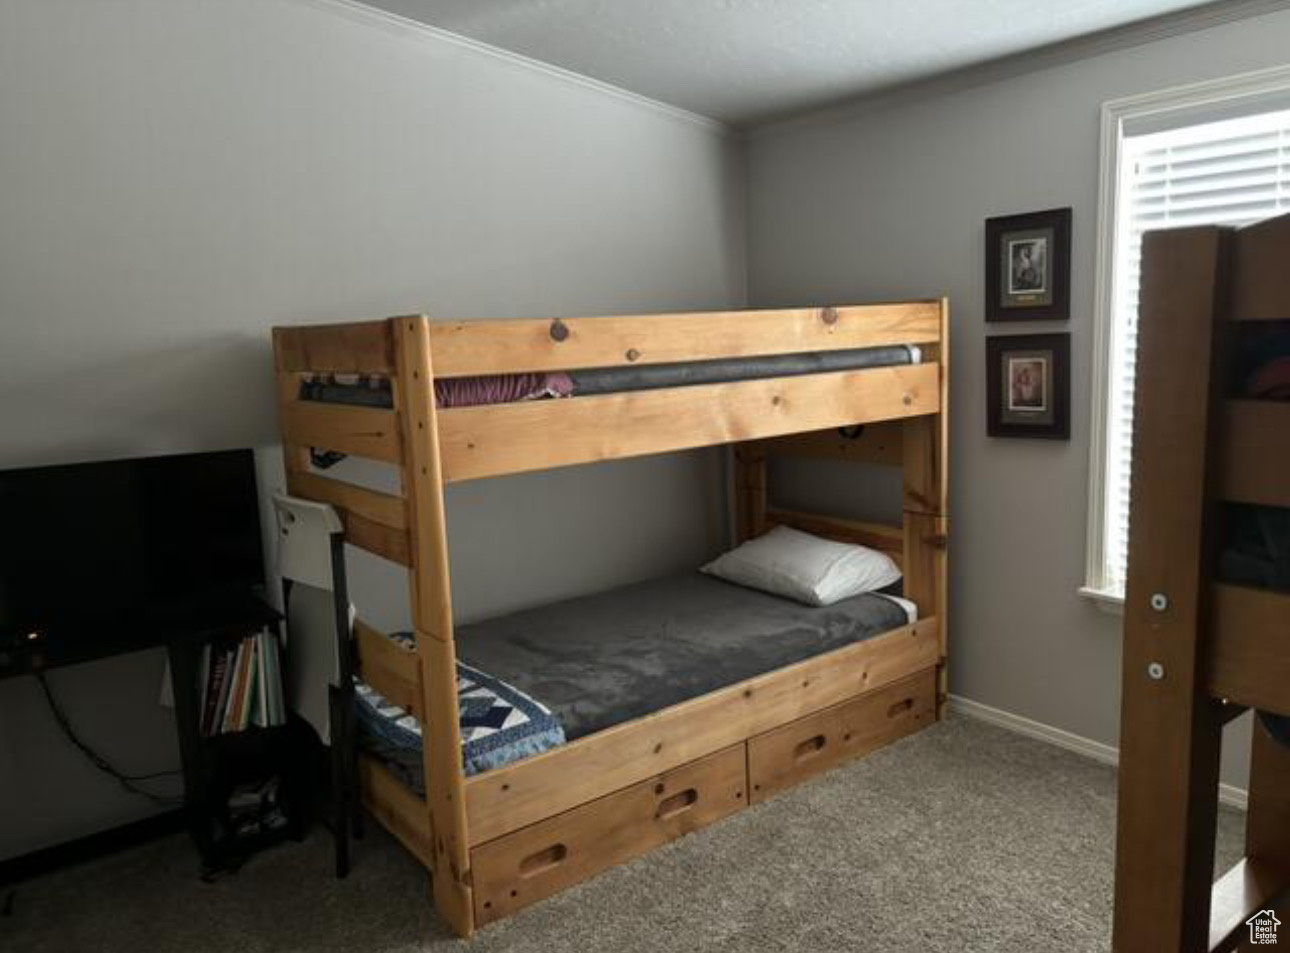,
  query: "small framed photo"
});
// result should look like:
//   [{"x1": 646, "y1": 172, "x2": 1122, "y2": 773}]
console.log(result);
[
  {"x1": 985, "y1": 207, "x2": 1071, "y2": 321},
  {"x1": 987, "y1": 334, "x2": 1070, "y2": 439}
]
